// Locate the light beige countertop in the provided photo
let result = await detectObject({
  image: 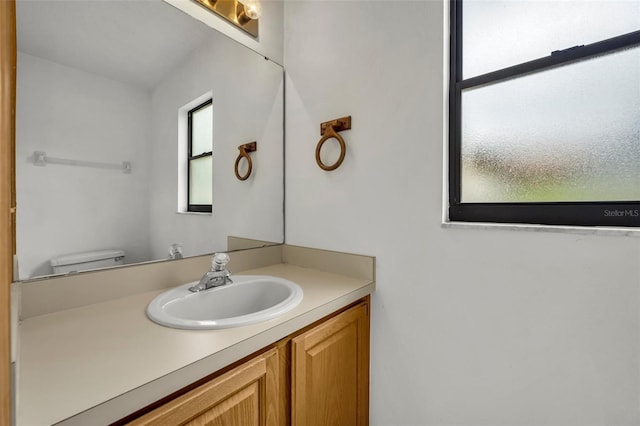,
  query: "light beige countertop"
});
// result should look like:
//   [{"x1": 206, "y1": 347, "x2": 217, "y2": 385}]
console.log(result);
[{"x1": 17, "y1": 263, "x2": 375, "y2": 426}]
